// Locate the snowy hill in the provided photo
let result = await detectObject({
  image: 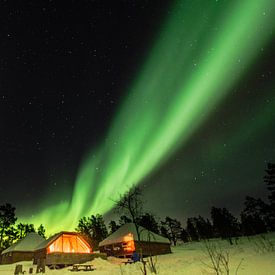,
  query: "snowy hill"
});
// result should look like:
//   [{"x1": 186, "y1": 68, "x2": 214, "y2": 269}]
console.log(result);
[{"x1": 1, "y1": 233, "x2": 275, "y2": 274}]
